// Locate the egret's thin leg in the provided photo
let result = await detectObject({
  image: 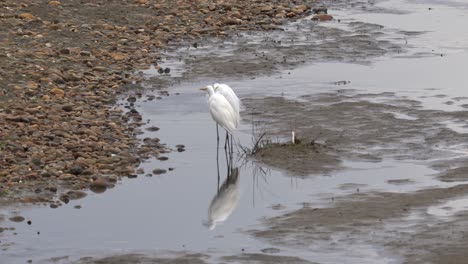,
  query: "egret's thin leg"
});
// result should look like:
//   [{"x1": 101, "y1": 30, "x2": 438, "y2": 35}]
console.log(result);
[
  {"x1": 216, "y1": 127, "x2": 220, "y2": 192},
  {"x1": 230, "y1": 134, "x2": 234, "y2": 155},
  {"x1": 227, "y1": 149, "x2": 232, "y2": 179},
  {"x1": 216, "y1": 124, "x2": 219, "y2": 147},
  {"x1": 224, "y1": 131, "x2": 229, "y2": 151},
  {"x1": 224, "y1": 138, "x2": 229, "y2": 175}
]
